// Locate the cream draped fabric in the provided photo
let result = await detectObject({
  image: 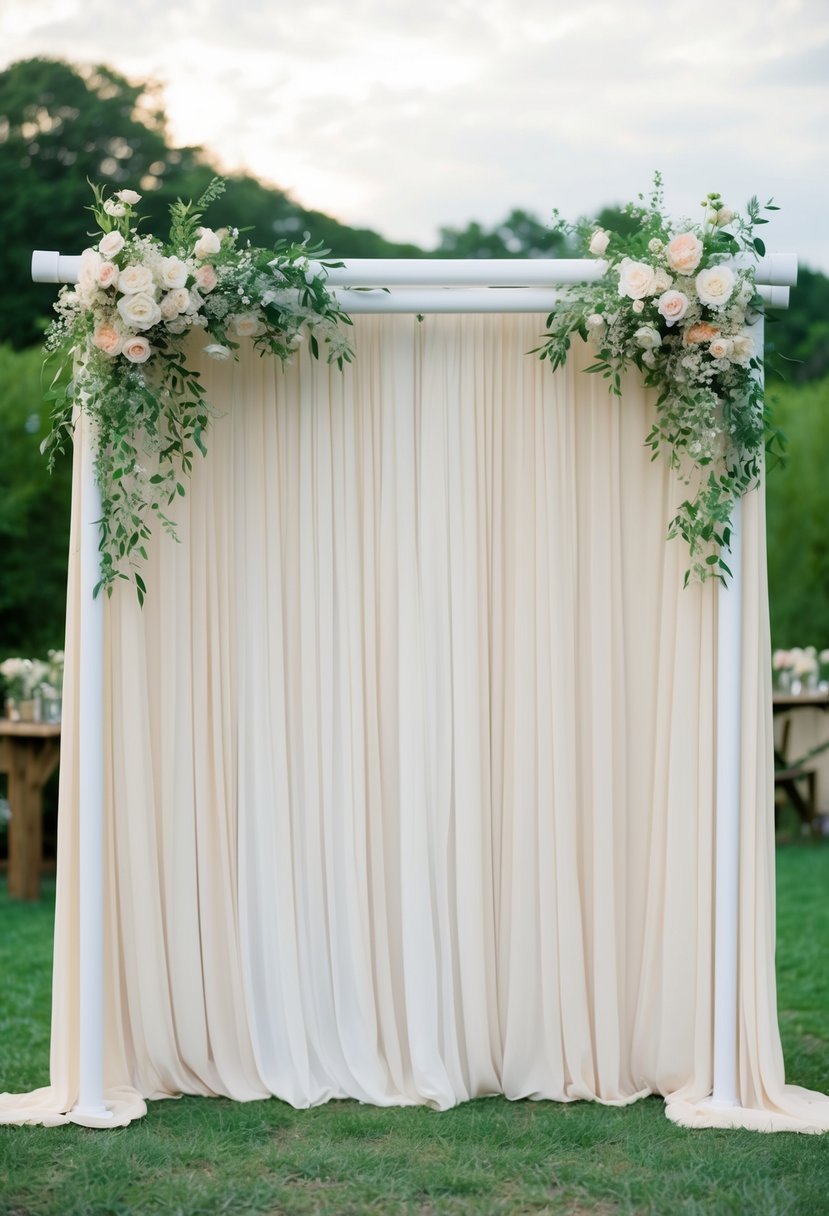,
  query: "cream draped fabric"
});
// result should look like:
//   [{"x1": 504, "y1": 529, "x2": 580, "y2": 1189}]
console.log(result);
[{"x1": 2, "y1": 314, "x2": 828, "y2": 1131}]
